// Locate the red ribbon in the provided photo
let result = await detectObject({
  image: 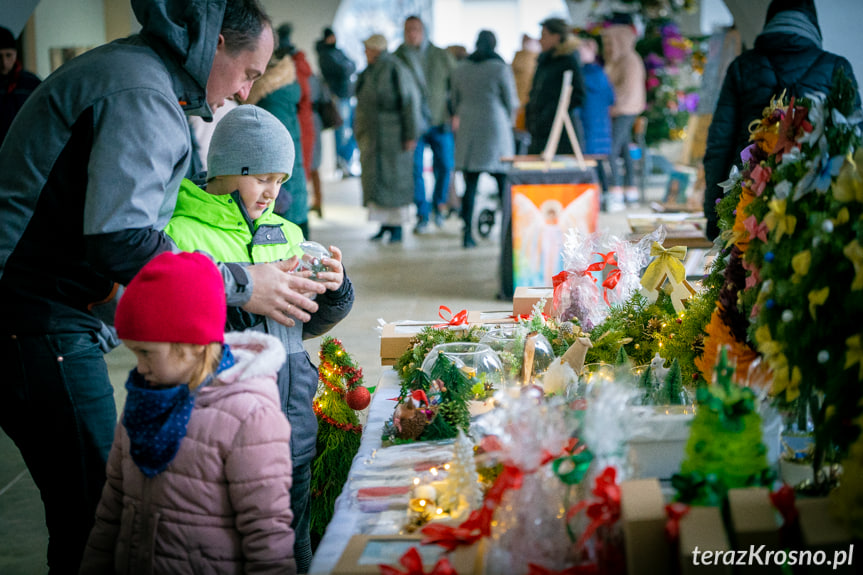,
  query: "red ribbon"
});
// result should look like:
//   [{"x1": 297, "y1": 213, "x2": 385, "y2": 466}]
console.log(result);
[
  {"x1": 601, "y1": 269, "x2": 621, "y2": 306},
  {"x1": 540, "y1": 437, "x2": 583, "y2": 466},
  {"x1": 435, "y1": 305, "x2": 468, "y2": 328},
  {"x1": 585, "y1": 251, "x2": 617, "y2": 273},
  {"x1": 552, "y1": 271, "x2": 571, "y2": 312},
  {"x1": 527, "y1": 563, "x2": 599, "y2": 575},
  {"x1": 664, "y1": 502, "x2": 691, "y2": 542},
  {"x1": 566, "y1": 467, "x2": 621, "y2": 551},
  {"x1": 769, "y1": 484, "x2": 798, "y2": 531},
  {"x1": 379, "y1": 547, "x2": 456, "y2": 575}
]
